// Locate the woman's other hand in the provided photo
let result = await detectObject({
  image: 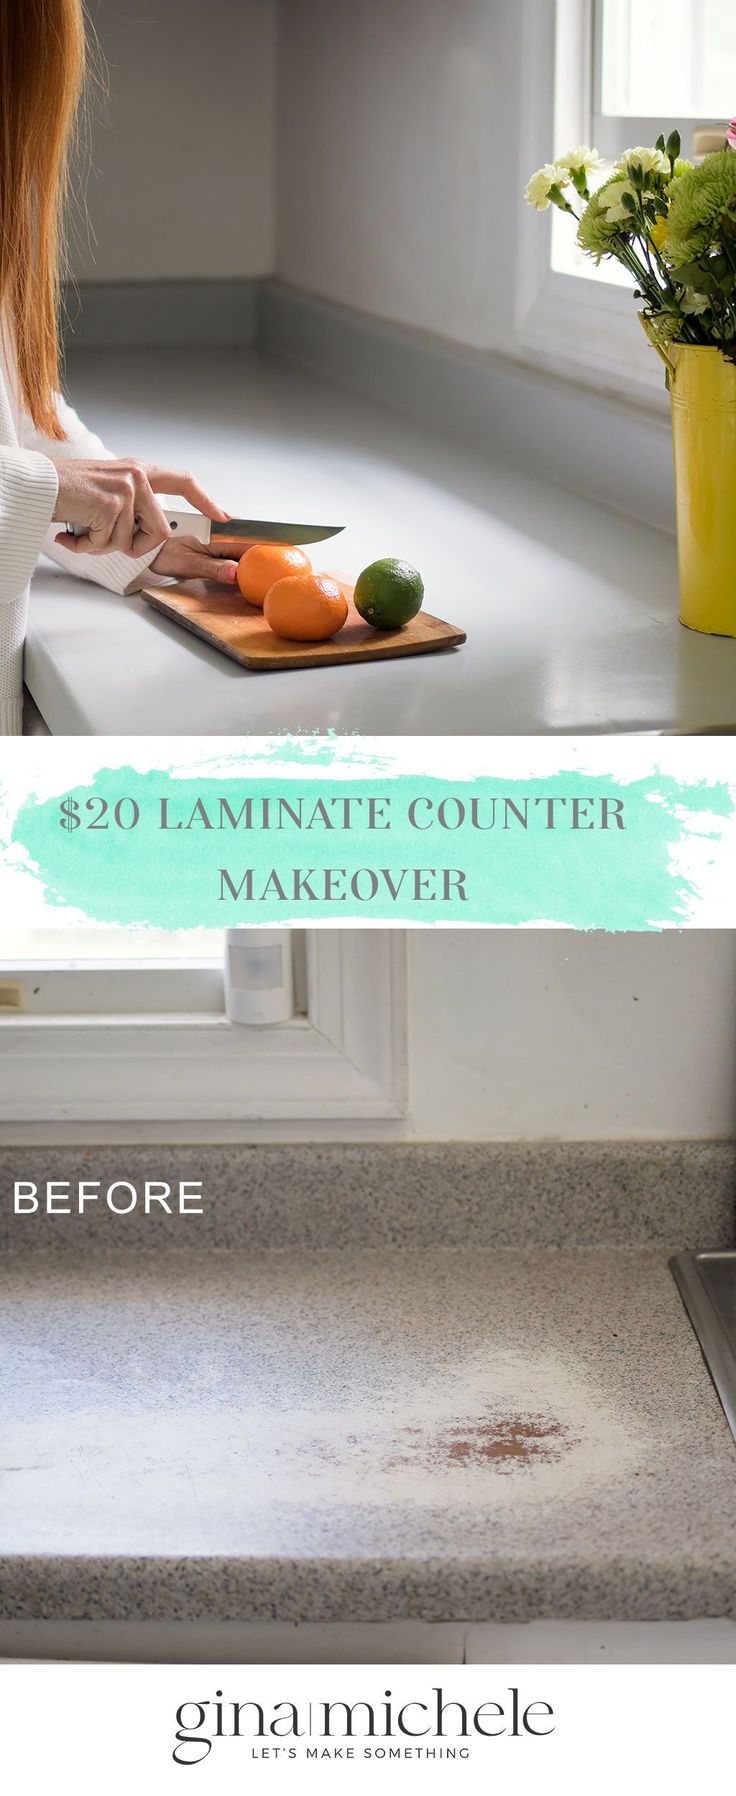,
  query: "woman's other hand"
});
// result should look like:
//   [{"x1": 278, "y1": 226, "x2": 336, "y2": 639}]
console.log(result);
[
  {"x1": 148, "y1": 537, "x2": 240, "y2": 584},
  {"x1": 51, "y1": 459, "x2": 228, "y2": 556}
]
